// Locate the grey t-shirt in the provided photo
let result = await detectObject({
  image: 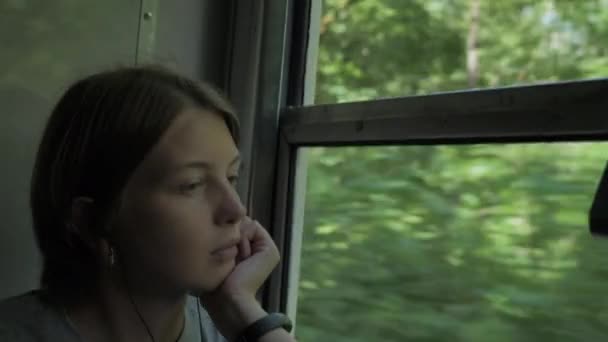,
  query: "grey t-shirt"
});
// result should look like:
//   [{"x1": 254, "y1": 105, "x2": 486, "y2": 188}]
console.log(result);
[{"x1": 0, "y1": 291, "x2": 227, "y2": 342}]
